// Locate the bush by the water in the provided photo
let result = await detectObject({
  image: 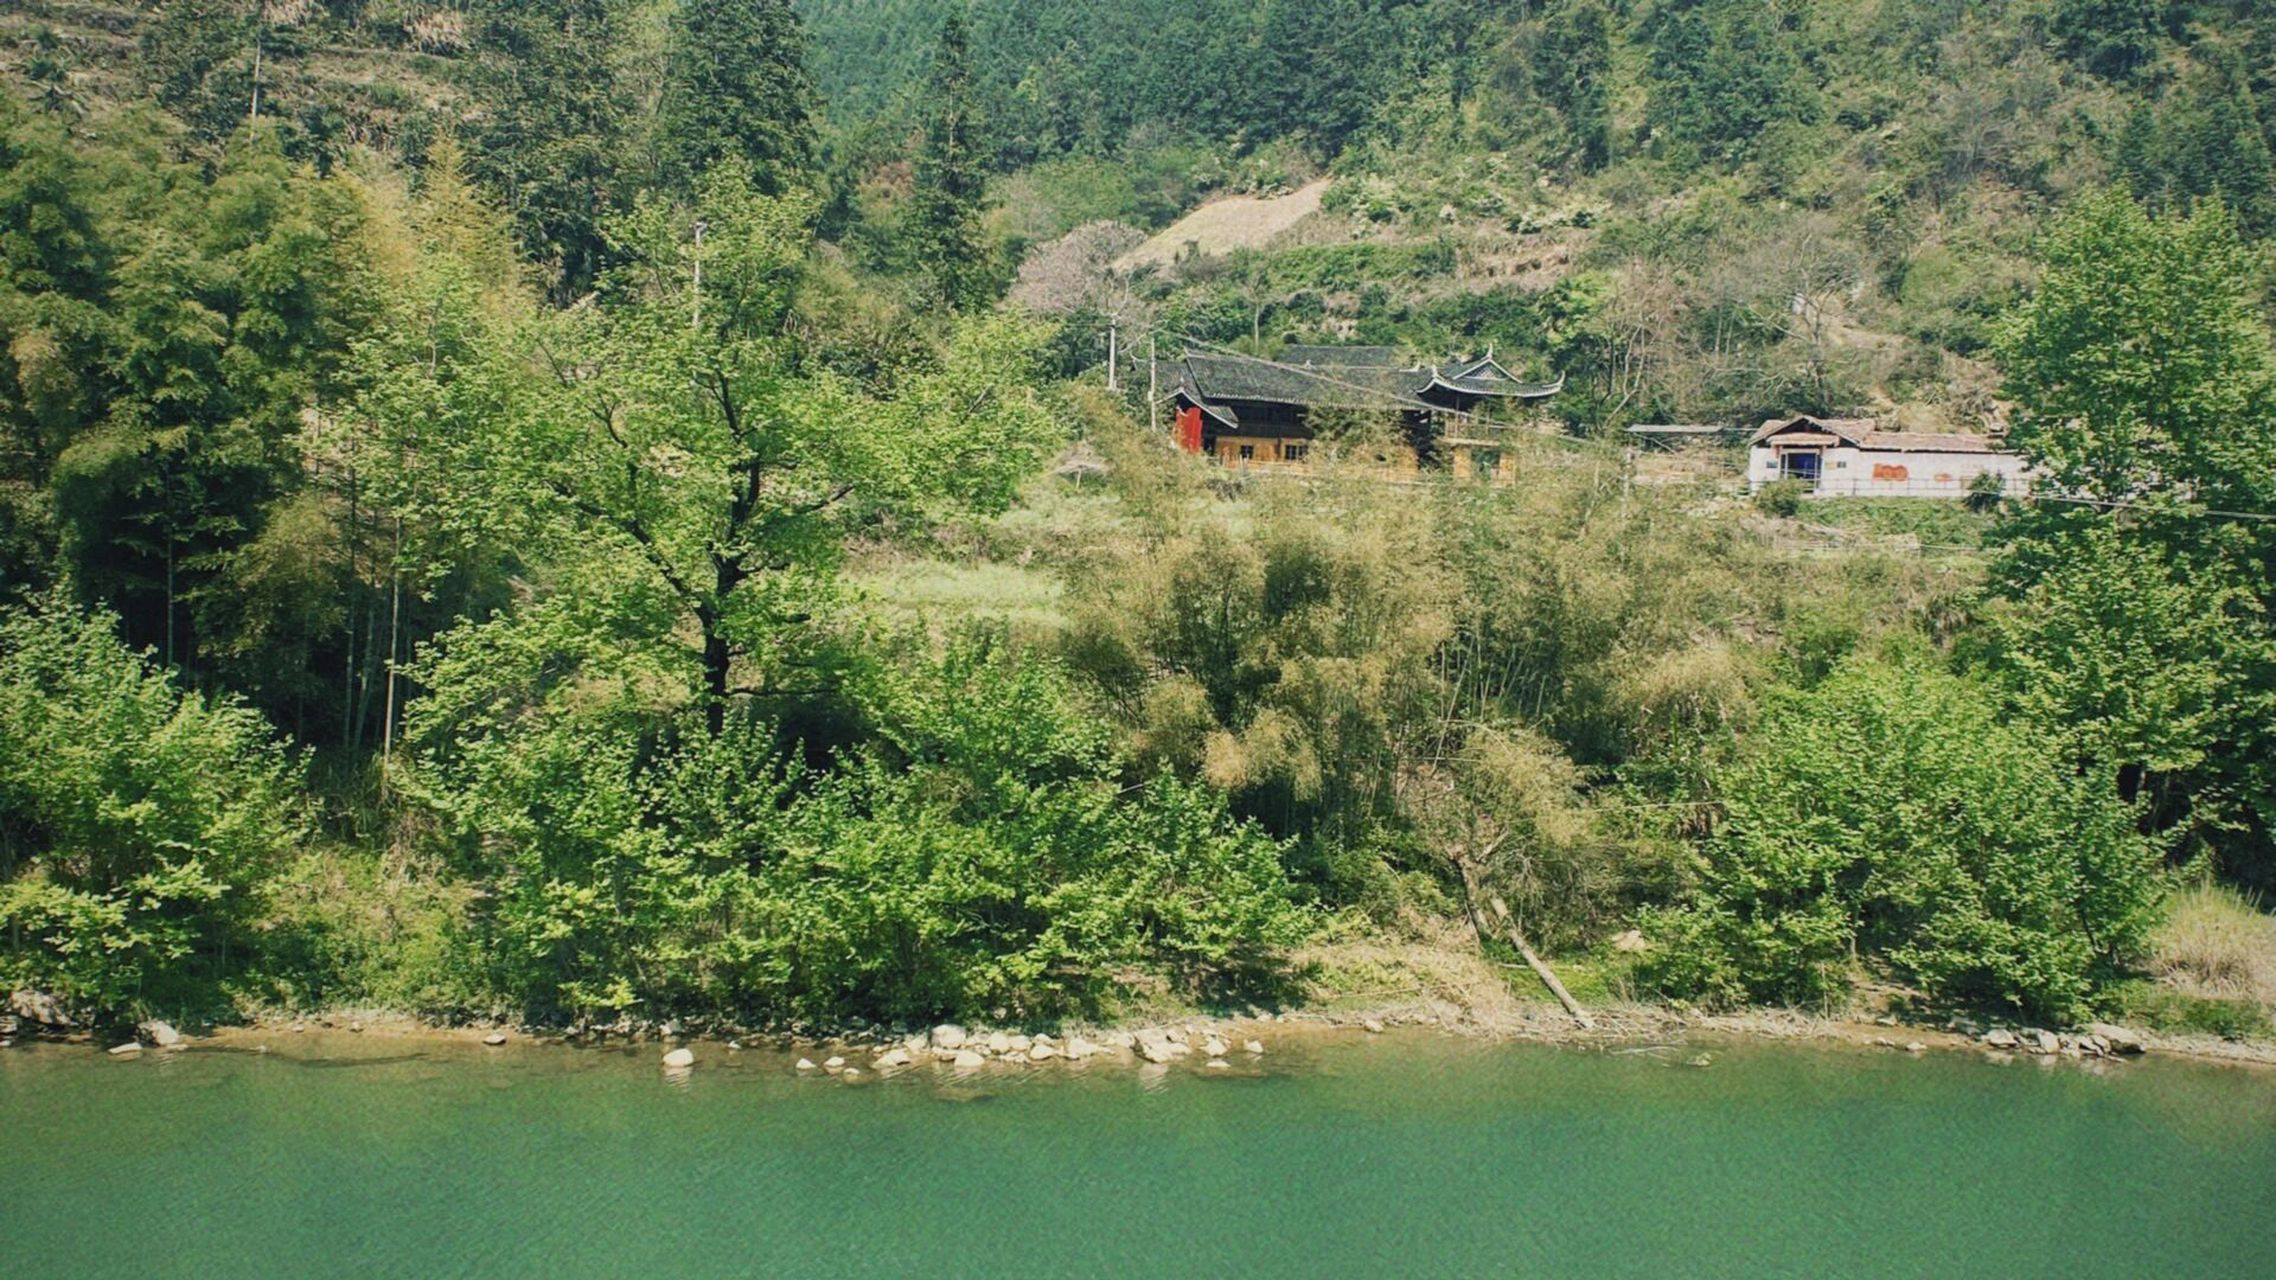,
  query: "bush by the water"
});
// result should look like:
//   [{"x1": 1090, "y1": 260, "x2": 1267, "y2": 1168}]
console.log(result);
[
  {"x1": 1639, "y1": 653, "x2": 2166, "y2": 1023},
  {"x1": 0, "y1": 597, "x2": 305, "y2": 1018},
  {"x1": 408, "y1": 629, "x2": 1304, "y2": 1024}
]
